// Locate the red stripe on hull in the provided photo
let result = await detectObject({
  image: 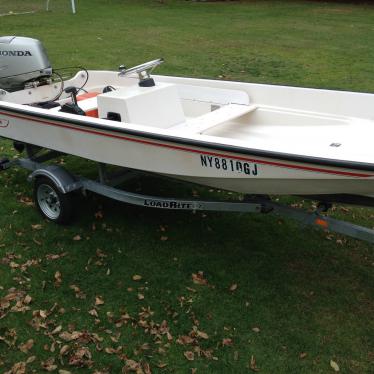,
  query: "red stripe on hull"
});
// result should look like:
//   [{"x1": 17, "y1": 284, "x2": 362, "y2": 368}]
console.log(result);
[{"x1": 0, "y1": 110, "x2": 372, "y2": 178}]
